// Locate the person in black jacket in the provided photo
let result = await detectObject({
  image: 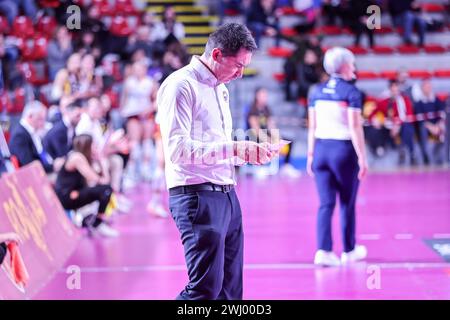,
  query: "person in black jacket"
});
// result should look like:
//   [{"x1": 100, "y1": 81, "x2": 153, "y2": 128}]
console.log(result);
[
  {"x1": 246, "y1": 0, "x2": 281, "y2": 47},
  {"x1": 388, "y1": 0, "x2": 427, "y2": 46},
  {"x1": 8, "y1": 100, "x2": 57, "y2": 173},
  {"x1": 43, "y1": 100, "x2": 83, "y2": 160},
  {"x1": 342, "y1": 0, "x2": 376, "y2": 48}
]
